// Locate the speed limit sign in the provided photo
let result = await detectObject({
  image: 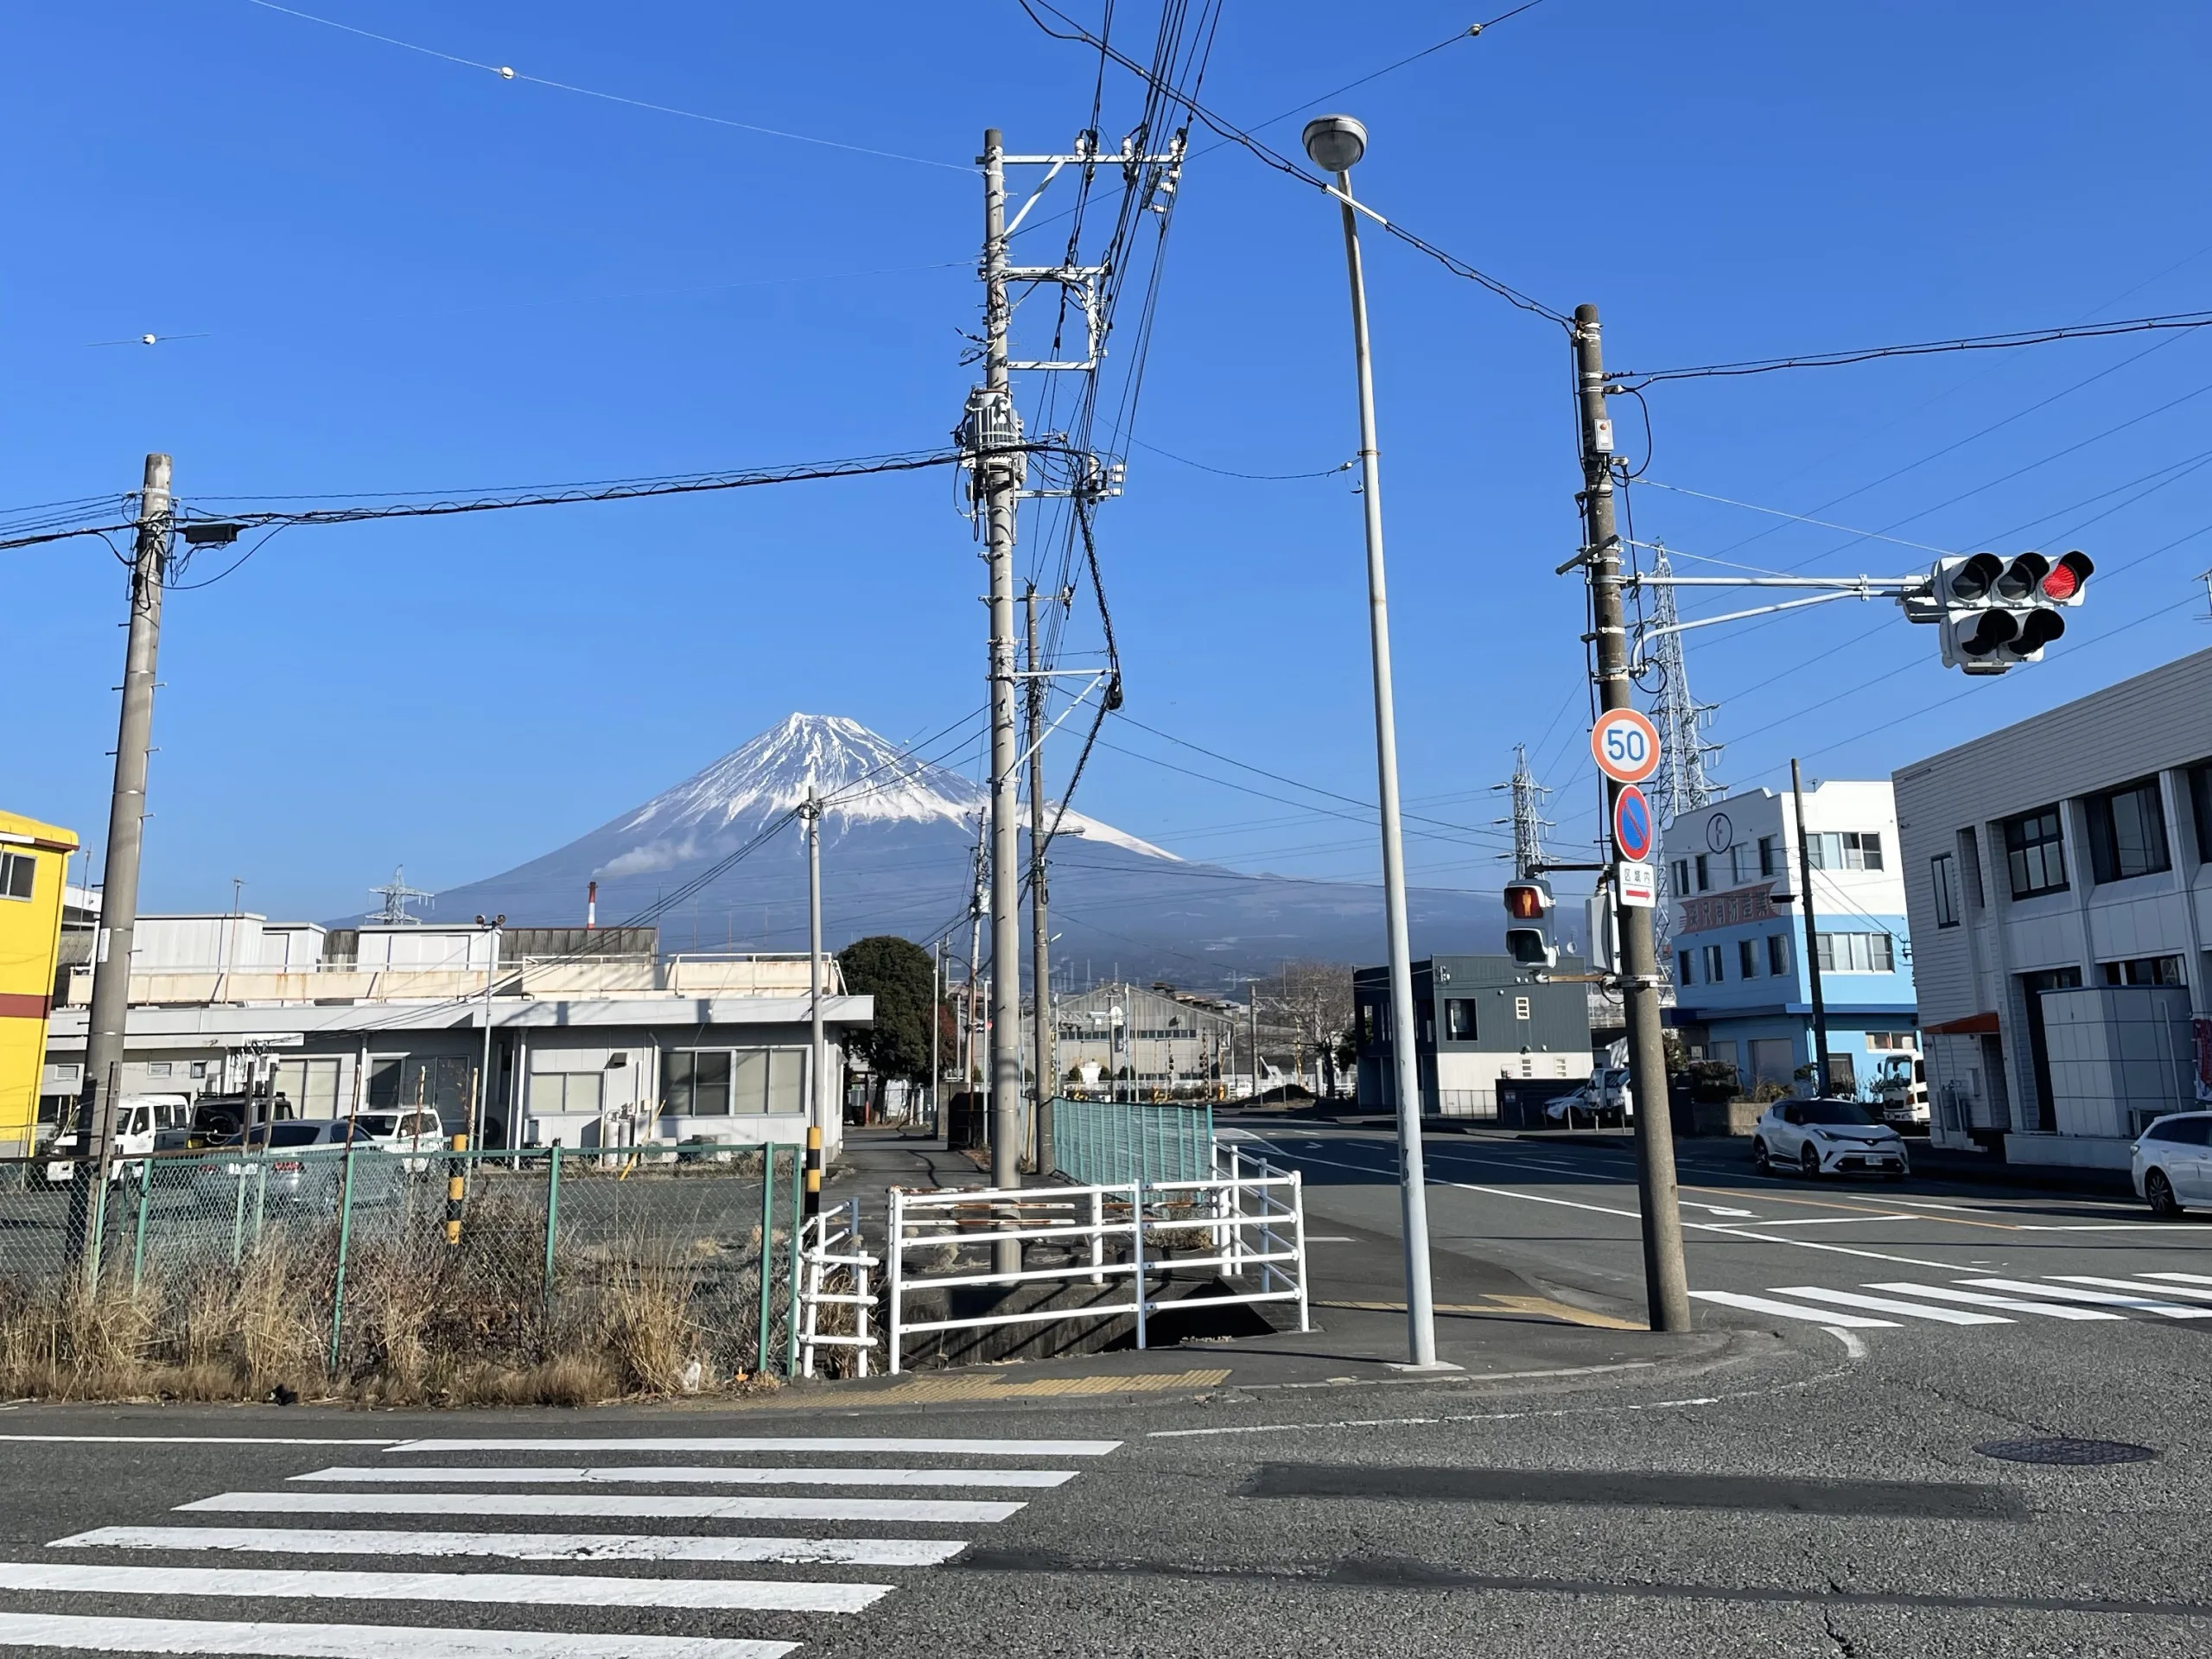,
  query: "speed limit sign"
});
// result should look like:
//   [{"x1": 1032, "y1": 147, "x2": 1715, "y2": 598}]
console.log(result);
[{"x1": 1591, "y1": 709, "x2": 1662, "y2": 785}]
